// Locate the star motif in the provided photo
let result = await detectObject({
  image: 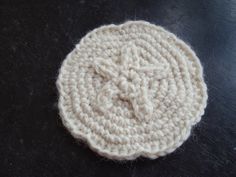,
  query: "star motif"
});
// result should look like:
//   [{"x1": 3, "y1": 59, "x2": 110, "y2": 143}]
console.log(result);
[{"x1": 93, "y1": 42, "x2": 169, "y2": 122}]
